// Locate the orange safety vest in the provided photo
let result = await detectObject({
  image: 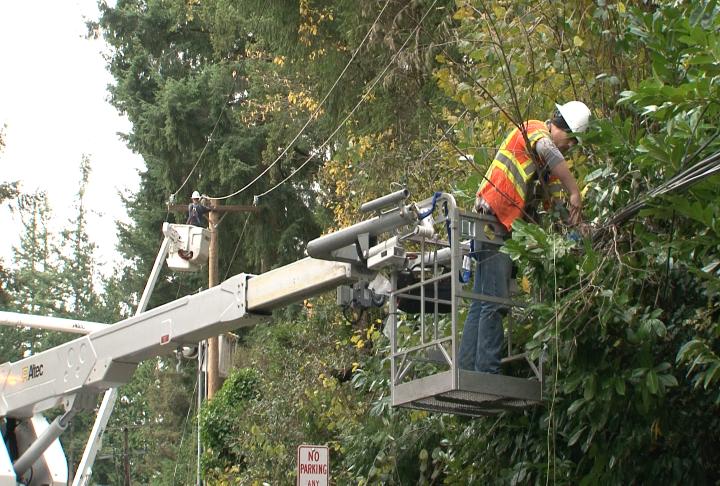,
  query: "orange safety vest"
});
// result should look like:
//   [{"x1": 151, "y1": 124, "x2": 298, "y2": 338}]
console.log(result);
[{"x1": 477, "y1": 120, "x2": 563, "y2": 231}]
